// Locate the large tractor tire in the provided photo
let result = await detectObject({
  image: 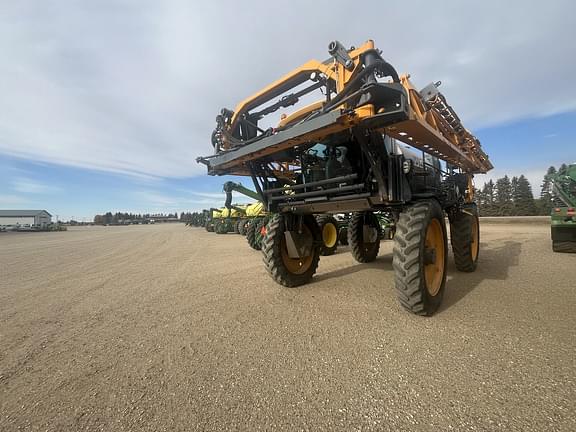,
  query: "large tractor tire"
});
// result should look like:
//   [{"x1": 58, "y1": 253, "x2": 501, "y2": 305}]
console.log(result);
[
  {"x1": 316, "y1": 215, "x2": 339, "y2": 256},
  {"x1": 553, "y1": 241, "x2": 576, "y2": 253},
  {"x1": 393, "y1": 200, "x2": 448, "y2": 316},
  {"x1": 246, "y1": 217, "x2": 269, "y2": 250},
  {"x1": 246, "y1": 219, "x2": 260, "y2": 250},
  {"x1": 234, "y1": 219, "x2": 242, "y2": 234},
  {"x1": 206, "y1": 223, "x2": 214, "y2": 232},
  {"x1": 254, "y1": 217, "x2": 270, "y2": 248},
  {"x1": 214, "y1": 220, "x2": 228, "y2": 234},
  {"x1": 262, "y1": 214, "x2": 321, "y2": 287},
  {"x1": 449, "y1": 203, "x2": 480, "y2": 272},
  {"x1": 348, "y1": 212, "x2": 381, "y2": 263},
  {"x1": 238, "y1": 218, "x2": 249, "y2": 236}
]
